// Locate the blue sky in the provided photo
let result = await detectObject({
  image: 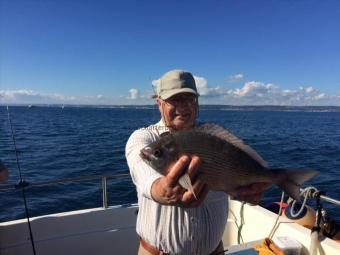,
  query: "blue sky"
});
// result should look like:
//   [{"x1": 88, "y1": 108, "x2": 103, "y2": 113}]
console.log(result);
[{"x1": 1, "y1": 0, "x2": 340, "y2": 105}]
